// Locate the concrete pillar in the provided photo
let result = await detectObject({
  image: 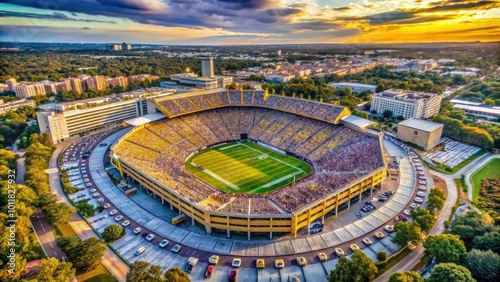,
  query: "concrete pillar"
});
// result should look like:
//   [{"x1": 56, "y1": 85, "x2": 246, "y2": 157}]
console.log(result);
[
  {"x1": 205, "y1": 226, "x2": 212, "y2": 234},
  {"x1": 161, "y1": 198, "x2": 164, "y2": 204},
  {"x1": 227, "y1": 230, "x2": 231, "y2": 238},
  {"x1": 248, "y1": 231, "x2": 251, "y2": 240},
  {"x1": 170, "y1": 203, "x2": 173, "y2": 210},
  {"x1": 359, "y1": 193, "x2": 361, "y2": 203},
  {"x1": 270, "y1": 232, "x2": 273, "y2": 239},
  {"x1": 335, "y1": 205, "x2": 338, "y2": 218},
  {"x1": 192, "y1": 217, "x2": 195, "y2": 225}
]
